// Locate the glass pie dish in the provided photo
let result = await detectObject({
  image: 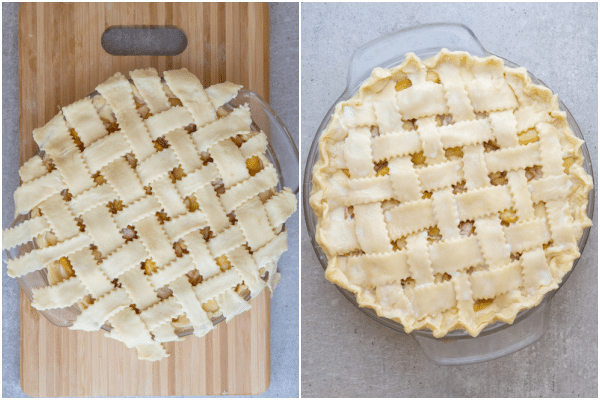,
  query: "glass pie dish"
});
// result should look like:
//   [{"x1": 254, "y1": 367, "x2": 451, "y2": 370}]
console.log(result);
[
  {"x1": 303, "y1": 23, "x2": 594, "y2": 365},
  {"x1": 5, "y1": 88, "x2": 299, "y2": 337}
]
